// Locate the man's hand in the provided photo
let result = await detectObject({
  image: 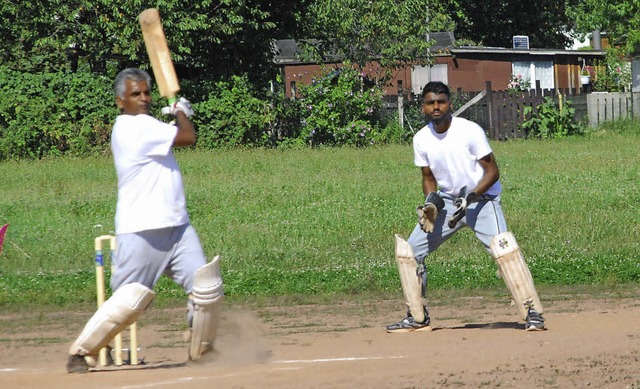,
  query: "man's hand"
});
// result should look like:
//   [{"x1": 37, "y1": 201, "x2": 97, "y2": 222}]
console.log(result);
[
  {"x1": 417, "y1": 192, "x2": 444, "y2": 233},
  {"x1": 448, "y1": 189, "x2": 478, "y2": 228},
  {"x1": 161, "y1": 97, "x2": 194, "y2": 117}
]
